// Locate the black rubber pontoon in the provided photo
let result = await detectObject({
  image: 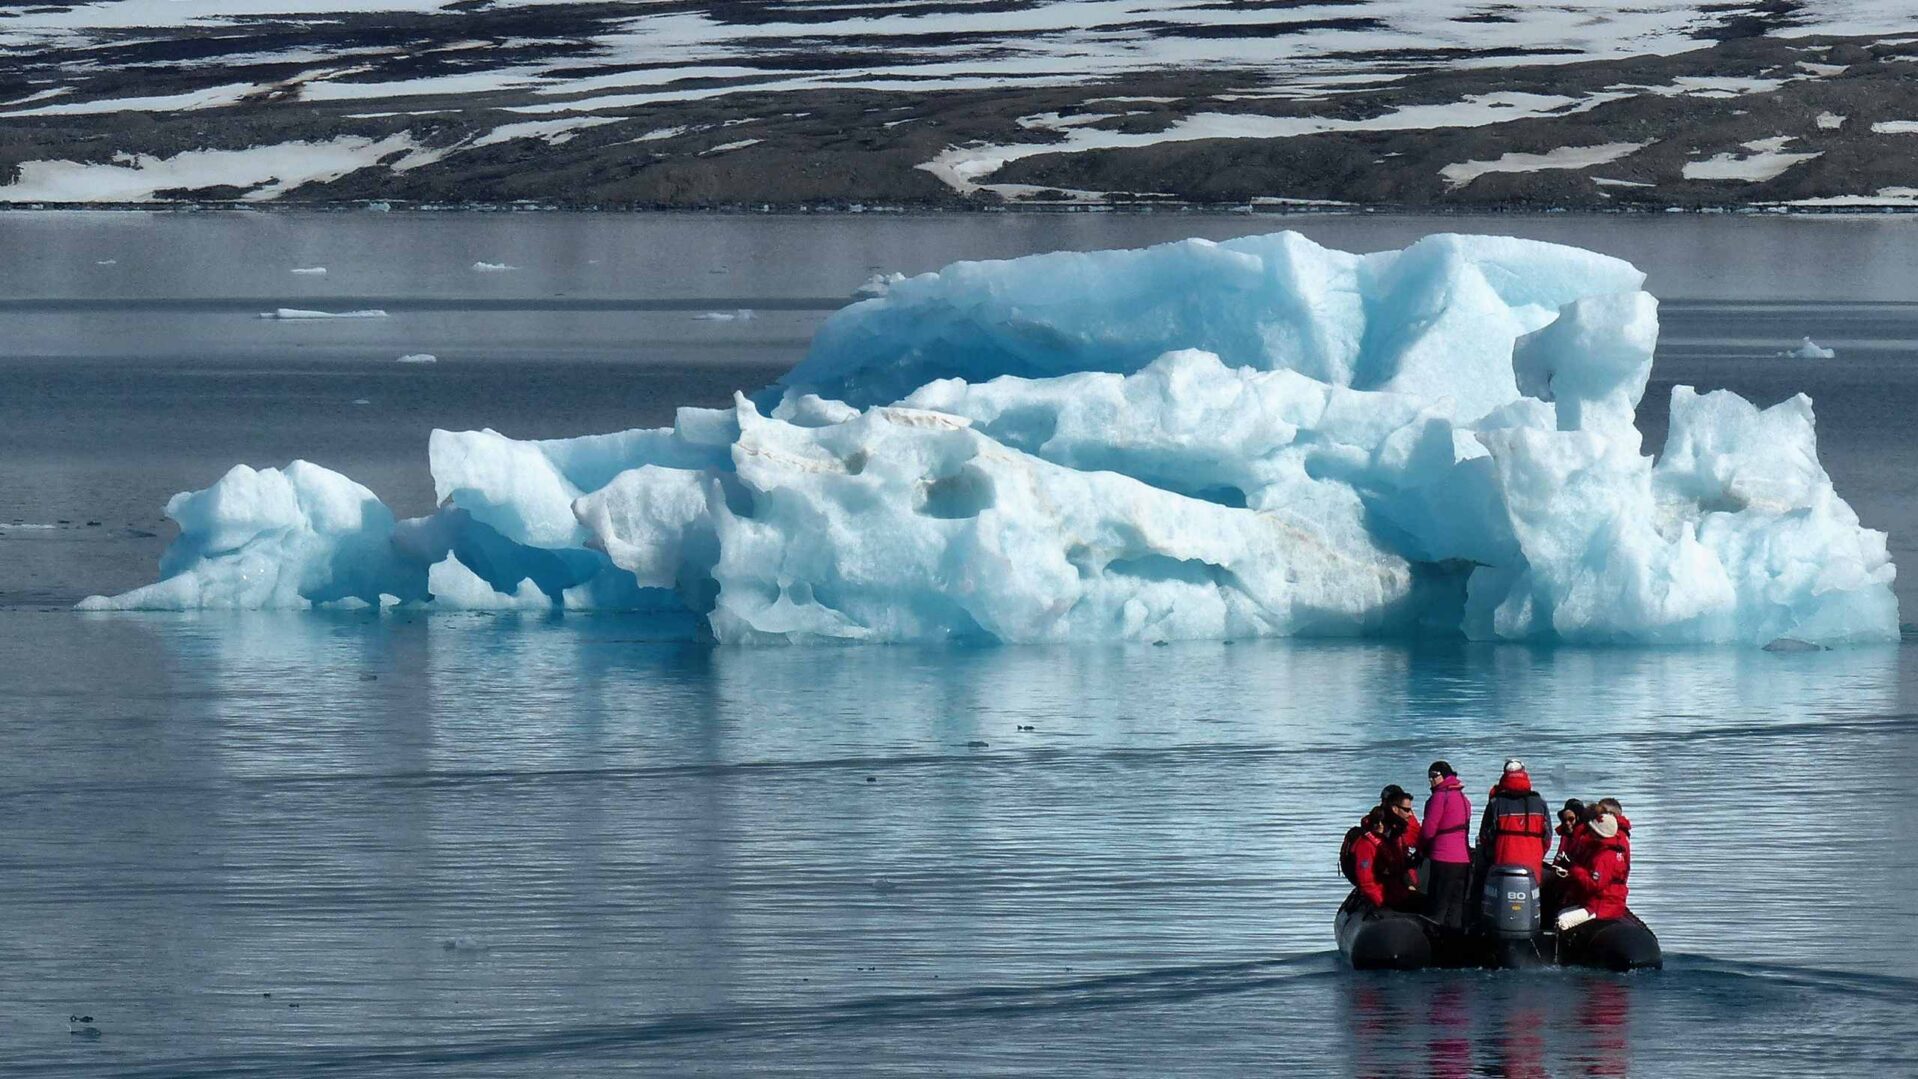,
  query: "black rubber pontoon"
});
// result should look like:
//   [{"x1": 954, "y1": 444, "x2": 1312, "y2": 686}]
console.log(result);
[
  {"x1": 1334, "y1": 889, "x2": 1663, "y2": 972},
  {"x1": 1335, "y1": 891, "x2": 1434, "y2": 970},
  {"x1": 1553, "y1": 912, "x2": 1663, "y2": 971}
]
